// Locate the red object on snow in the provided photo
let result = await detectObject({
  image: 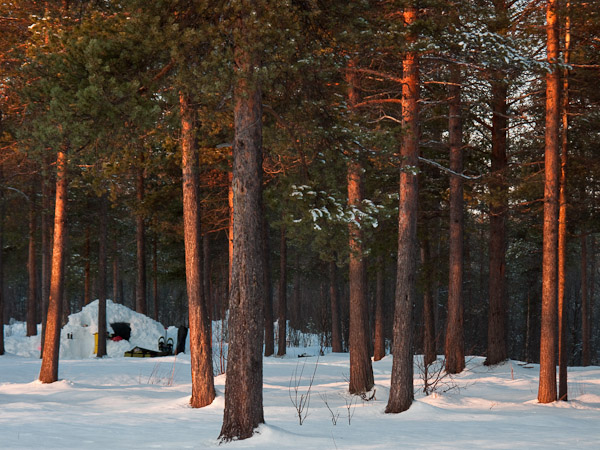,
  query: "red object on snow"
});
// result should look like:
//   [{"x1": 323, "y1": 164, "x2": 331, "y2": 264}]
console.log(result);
[{"x1": 111, "y1": 336, "x2": 124, "y2": 342}]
